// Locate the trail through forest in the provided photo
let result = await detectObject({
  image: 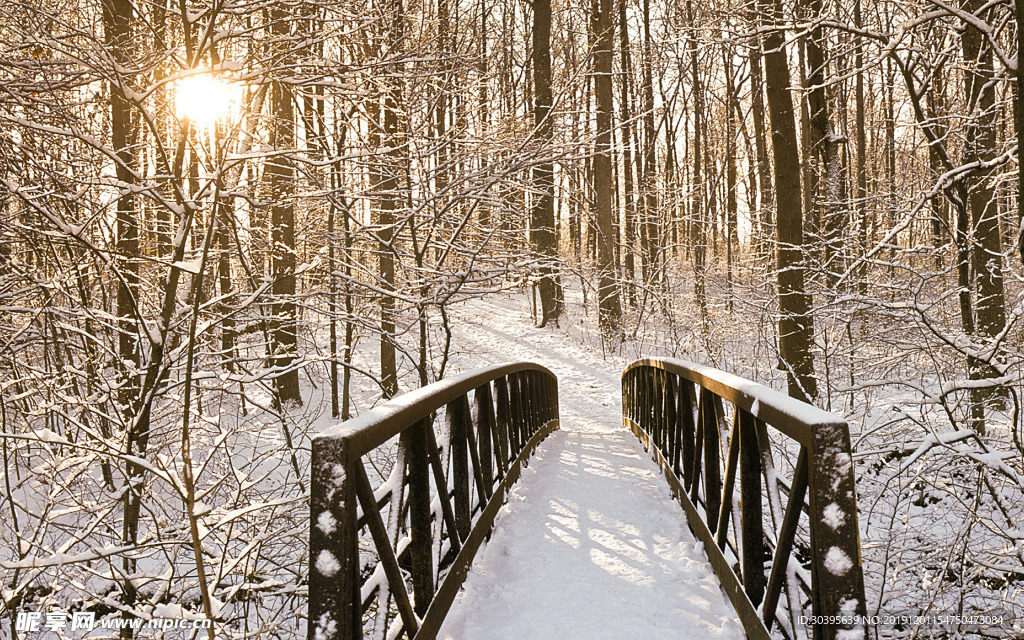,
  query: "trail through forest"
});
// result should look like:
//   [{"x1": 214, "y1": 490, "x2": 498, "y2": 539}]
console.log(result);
[{"x1": 437, "y1": 292, "x2": 745, "y2": 640}]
